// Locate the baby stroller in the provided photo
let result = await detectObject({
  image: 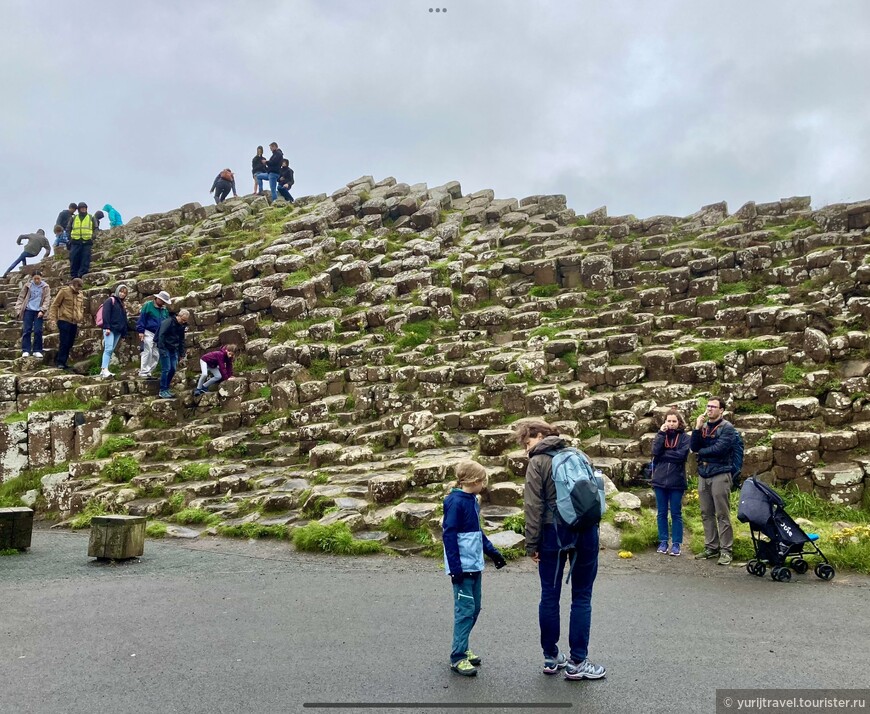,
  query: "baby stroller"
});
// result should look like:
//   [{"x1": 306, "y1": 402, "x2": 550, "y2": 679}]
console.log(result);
[{"x1": 737, "y1": 477, "x2": 835, "y2": 583}]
